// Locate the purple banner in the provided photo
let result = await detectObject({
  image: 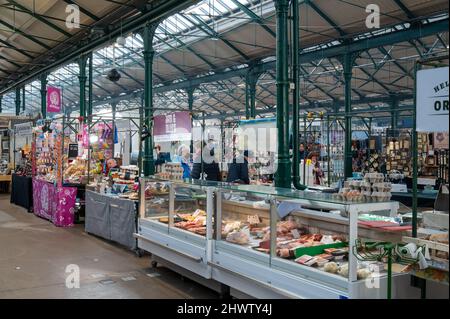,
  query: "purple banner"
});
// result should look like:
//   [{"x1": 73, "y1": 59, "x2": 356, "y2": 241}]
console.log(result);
[
  {"x1": 154, "y1": 111, "x2": 192, "y2": 142},
  {"x1": 32, "y1": 178, "x2": 77, "y2": 227},
  {"x1": 47, "y1": 86, "x2": 62, "y2": 113}
]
